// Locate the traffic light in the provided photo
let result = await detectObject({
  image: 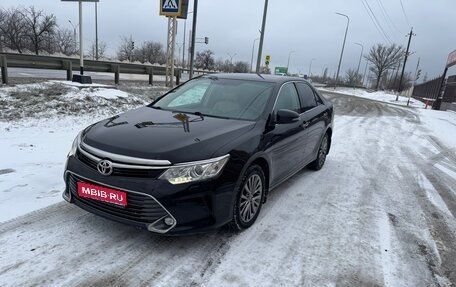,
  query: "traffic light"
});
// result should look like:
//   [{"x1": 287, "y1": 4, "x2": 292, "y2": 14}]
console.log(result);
[
  {"x1": 131, "y1": 41, "x2": 135, "y2": 50},
  {"x1": 204, "y1": 37, "x2": 209, "y2": 44},
  {"x1": 265, "y1": 55, "x2": 271, "y2": 66}
]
